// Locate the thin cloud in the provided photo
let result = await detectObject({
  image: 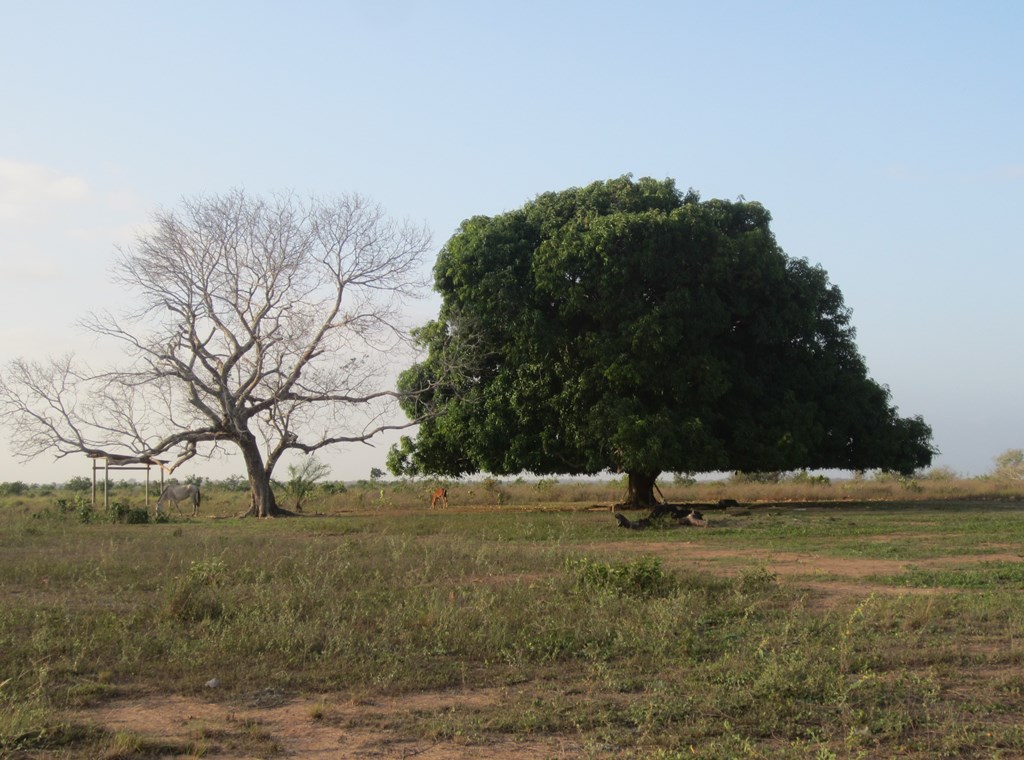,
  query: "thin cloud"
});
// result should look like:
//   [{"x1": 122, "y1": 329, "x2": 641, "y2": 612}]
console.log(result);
[
  {"x1": 997, "y1": 165, "x2": 1024, "y2": 180},
  {"x1": 0, "y1": 258, "x2": 64, "y2": 282},
  {"x1": 0, "y1": 158, "x2": 93, "y2": 222}
]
